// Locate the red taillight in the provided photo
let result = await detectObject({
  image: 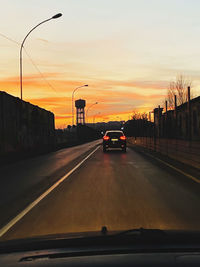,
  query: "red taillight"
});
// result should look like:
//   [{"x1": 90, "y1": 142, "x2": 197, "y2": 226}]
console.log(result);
[
  {"x1": 103, "y1": 136, "x2": 110, "y2": 141},
  {"x1": 120, "y1": 136, "x2": 126, "y2": 140}
]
